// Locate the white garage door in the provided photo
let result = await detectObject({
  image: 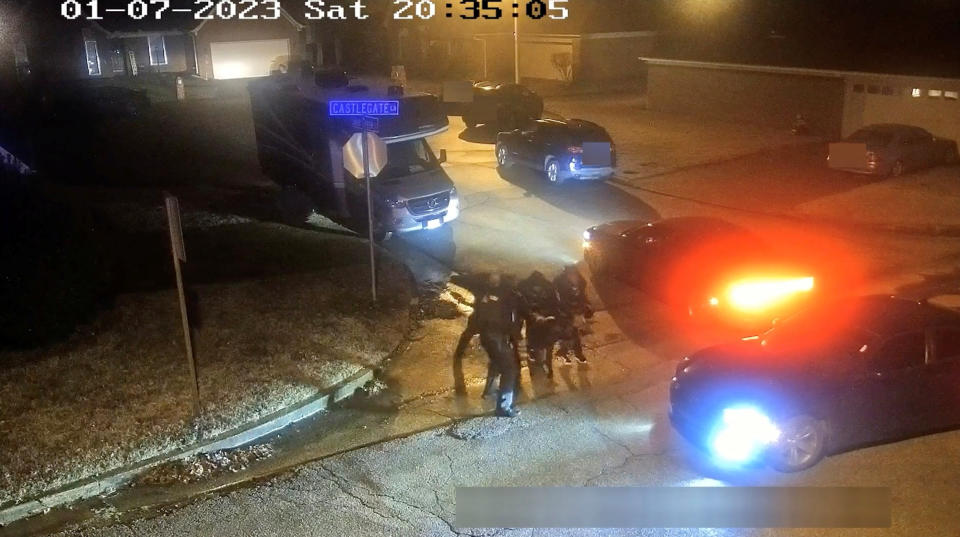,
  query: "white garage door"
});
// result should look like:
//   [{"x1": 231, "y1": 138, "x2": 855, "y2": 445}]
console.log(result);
[{"x1": 210, "y1": 39, "x2": 290, "y2": 80}]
